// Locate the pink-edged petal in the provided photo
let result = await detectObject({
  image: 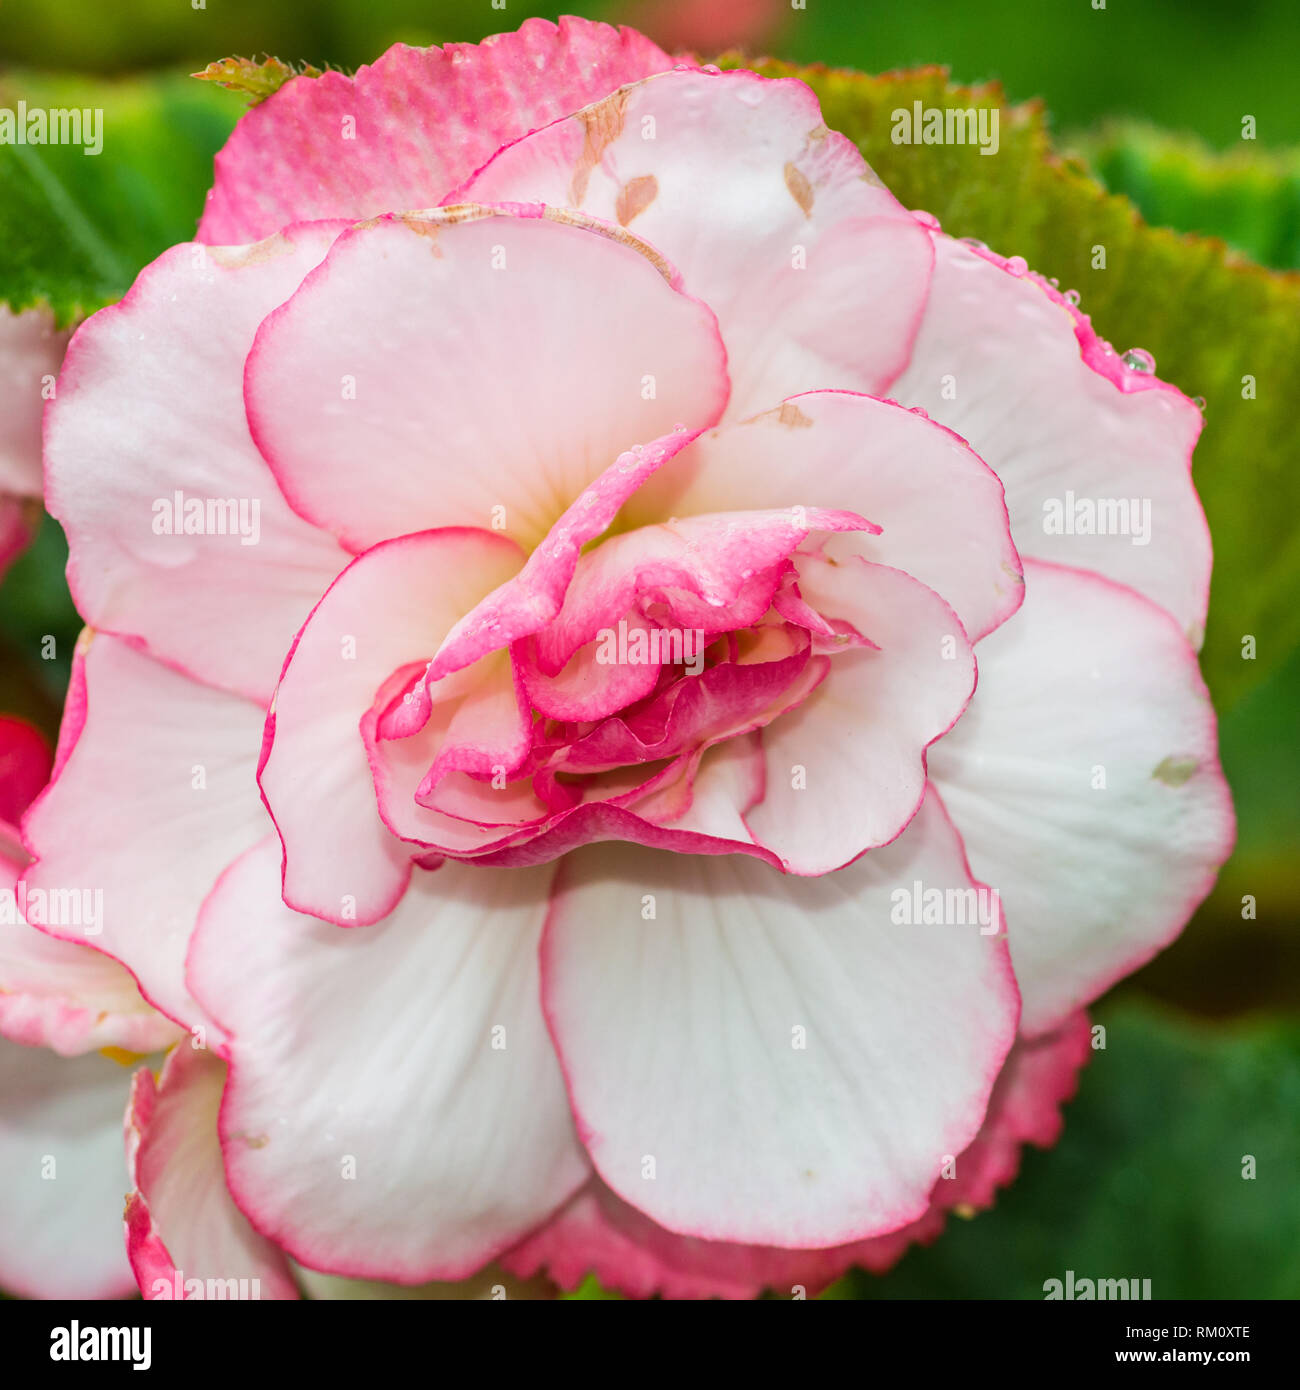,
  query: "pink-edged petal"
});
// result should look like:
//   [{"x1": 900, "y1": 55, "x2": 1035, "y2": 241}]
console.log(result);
[
  {"x1": 517, "y1": 619, "x2": 665, "y2": 722},
  {"x1": 0, "y1": 728, "x2": 166, "y2": 1055},
  {"x1": 199, "y1": 17, "x2": 673, "y2": 244},
  {"x1": 413, "y1": 650, "x2": 532, "y2": 801},
  {"x1": 45, "y1": 225, "x2": 351, "y2": 704},
  {"x1": 417, "y1": 422, "x2": 706, "y2": 689},
  {"x1": 890, "y1": 234, "x2": 1210, "y2": 644},
  {"x1": 21, "y1": 633, "x2": 266, "y2": 1031},
  {"x1": 929, "y1": 560, "x2": 1235, "y2": 1035},
  {"x1": 295, "y1": 1264, "x2": 555, "y2": 1300},
  {"x1": 246, "y1": 208, "x2": 728, "y2": 555},
  {"x1": 365, "y1": 690, "x2": 529, "y2": 854},
  {"x1": 0, "y1": 715, "x2": 51, "y2": 826},
  {"x1": 632, "y1": 391, "x2": 1023, "y2": 642},
  {"x1": 540, "y1": 790, "x2": 1018, "y2": 1248},
  {"x1": 532, "y1": 507, "x2": 873, "y2": 677},
  {"x1": 0, "y1": 303, "x2": 67, "y2": 498},
  {"x1": 461, "y1": 68, "x2": 933, "y2": 419},
  {"x1": 0, "y1": 857, "x2": 180, "y2": 1056},
  {"x1": 744, "y1": 557, "x2": 976, "y2": 874},
  {"x1": 125, "y1": 1044, "x2": 298, "y2": 1300},
  {"x1": 0, "y1": 1039, "x2": 137, "y2": 1298},
  {"x1": 503, "y1": 1012, "x2": 1089, "y2": 1298},
  {"x1": 187, "y1": 837, "x2": 588, "y2": 1283},
  {"x1": 666, "y1": 731, "x2": 767, "y2": 842},
  {"x1": 260, "y1": 527, "x2": 523, "y2": 926}
]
